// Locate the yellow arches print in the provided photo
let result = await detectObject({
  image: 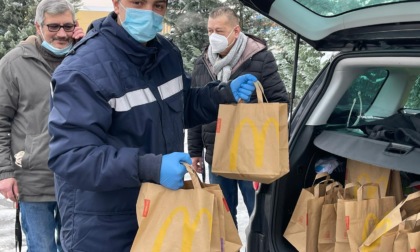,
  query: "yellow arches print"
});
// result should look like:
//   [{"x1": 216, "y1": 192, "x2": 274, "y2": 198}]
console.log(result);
[
  {"x1": 152, "y1": 206, "x2": 213, "y2": 252},
  {"x1": 229, "y1": 117, "x2": 280, "y2": 171},
  {"x1": 360, "y1": 213, "x2": 393, "y2": 252}
]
